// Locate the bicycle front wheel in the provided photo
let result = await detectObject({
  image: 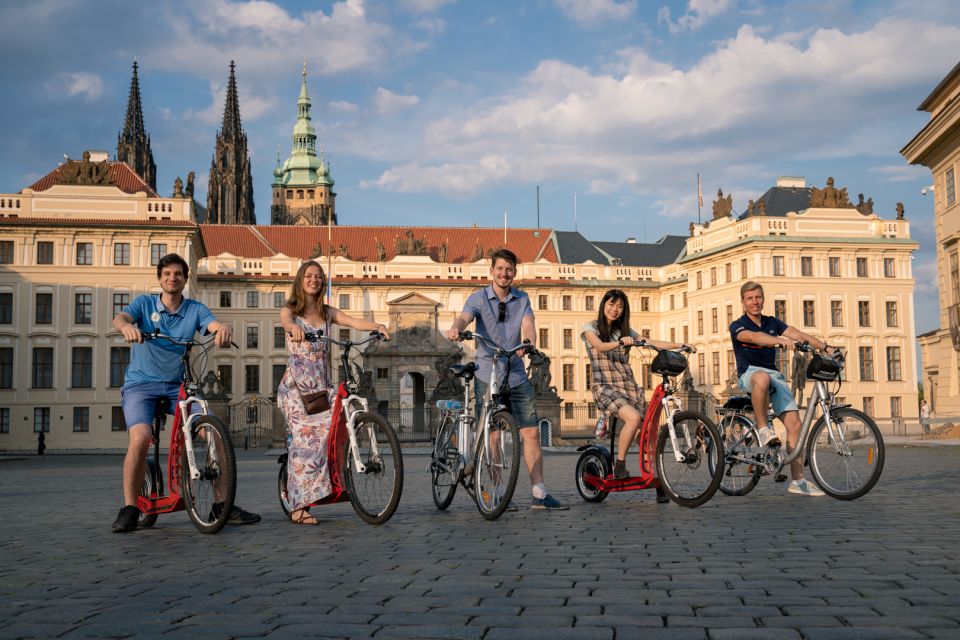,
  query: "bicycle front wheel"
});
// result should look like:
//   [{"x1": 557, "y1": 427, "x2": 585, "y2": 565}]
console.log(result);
[
  {"x1": 575, "y1": 448, "x2": 610, "y2": 503},
  {"x1": 711, "y1": 414, "x2": 762, "y2": 496},
  {"x1": 807, "y1": 407, "x2": 884, "y2": 500},
  {"x1": 656, "y1": 410, "x2": 723, "y2": 508},
  {"x1": 178, "y1": 415, "x2": 236, "y2": 534},
  {"x1": 277, "y1": 457, "x2": 293, "y2": 517},
  {"x1": 474, "y1": 410, "x2": 521, "y2": 520},
  {"x1": 431, "y1": 417, "x2": 460, "y2": 510},
  {"x1": 342, "y1": 412, "x2": 403, "y2": 525},
  {"x1": 138, "y1": 460, "x2": 159, "y2": 528}
]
